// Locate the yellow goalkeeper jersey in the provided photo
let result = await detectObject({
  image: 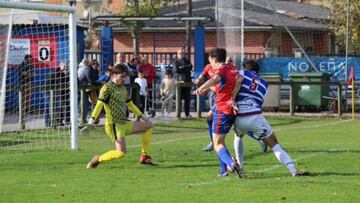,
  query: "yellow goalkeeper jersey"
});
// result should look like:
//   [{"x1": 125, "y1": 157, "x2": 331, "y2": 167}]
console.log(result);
[{"x1": 92, "y1": 81, "x2": 130, "y2": 124}]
